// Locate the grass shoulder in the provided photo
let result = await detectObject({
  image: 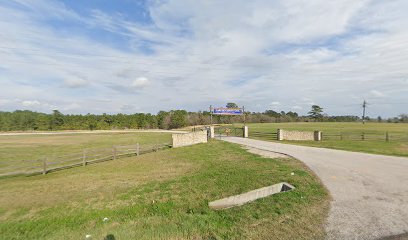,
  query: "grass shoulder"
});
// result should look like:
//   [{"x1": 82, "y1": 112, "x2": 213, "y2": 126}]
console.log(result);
[
  {"x1": 0, "y1": 140, "x2": 329, "y2": 239},
  {"x1": 242, "y1": 122, "x2": 408, "y2": 157}
]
